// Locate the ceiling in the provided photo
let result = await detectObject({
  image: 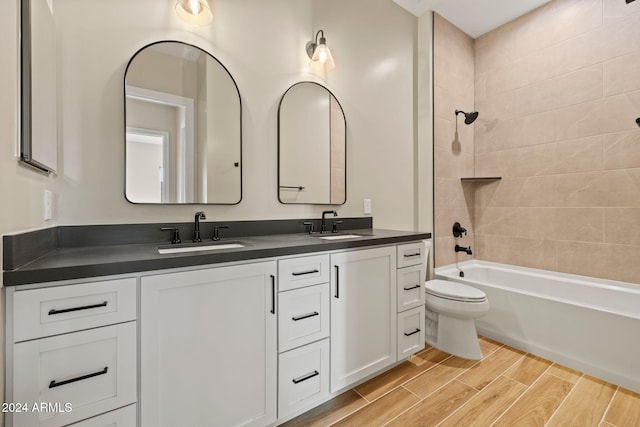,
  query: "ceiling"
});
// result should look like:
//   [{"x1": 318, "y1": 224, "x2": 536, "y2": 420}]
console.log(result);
[{"x1": 392, "y1": 0, "x2": 551, "y2": 38}]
